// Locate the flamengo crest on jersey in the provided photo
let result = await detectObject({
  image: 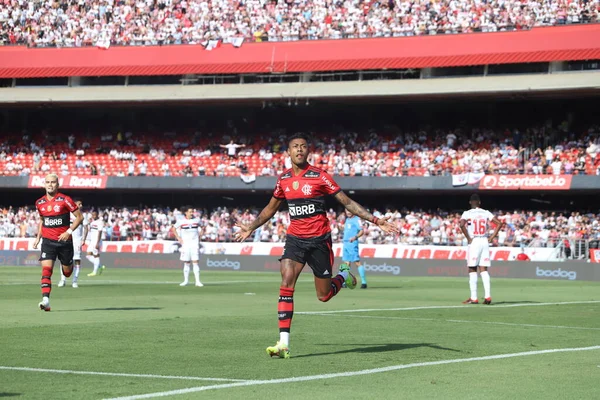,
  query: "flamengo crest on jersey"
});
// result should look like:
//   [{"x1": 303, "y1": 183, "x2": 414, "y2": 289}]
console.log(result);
[
  {"x1": 273, "y1": 165, "x2": 341, "y2": 239},
  {"x1": 460, "y1": 208, "x2": 494, "y2": 238},
  {"x1": 174, "y1": 217, "x2": 200, "y2": 244}
]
